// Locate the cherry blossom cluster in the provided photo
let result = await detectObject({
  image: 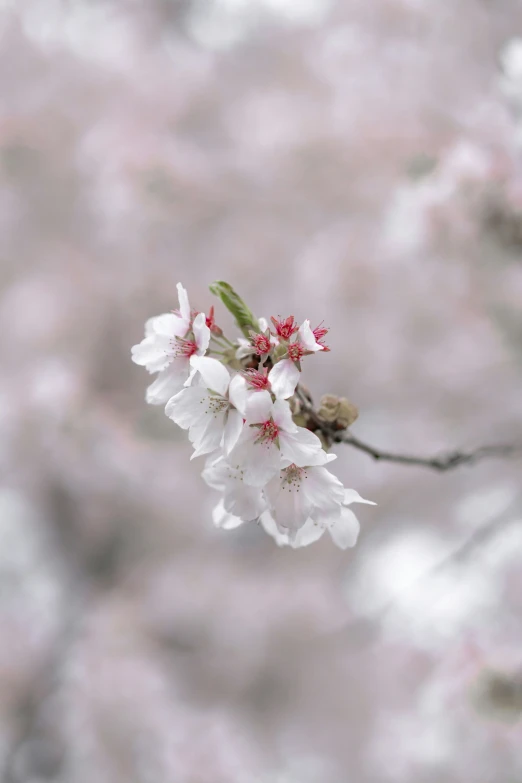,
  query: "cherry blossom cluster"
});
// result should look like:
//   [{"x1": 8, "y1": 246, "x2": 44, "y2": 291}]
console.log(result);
[{"x1": 131, "y1": 283, "x2": 375, "y2": 549}]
